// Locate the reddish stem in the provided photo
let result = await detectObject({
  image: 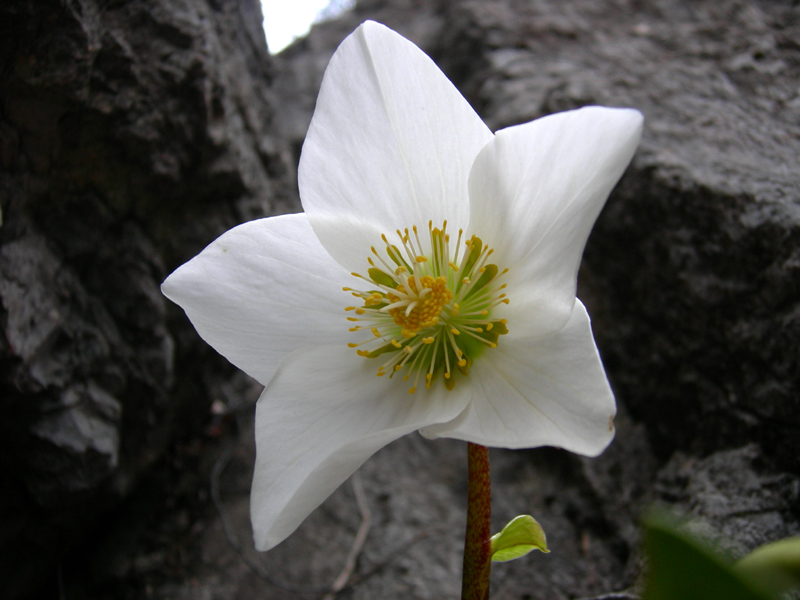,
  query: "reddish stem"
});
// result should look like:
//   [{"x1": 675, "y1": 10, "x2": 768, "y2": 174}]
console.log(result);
[{"x1": 461, "y1": 442, "x2": 492, "y2": 600}]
